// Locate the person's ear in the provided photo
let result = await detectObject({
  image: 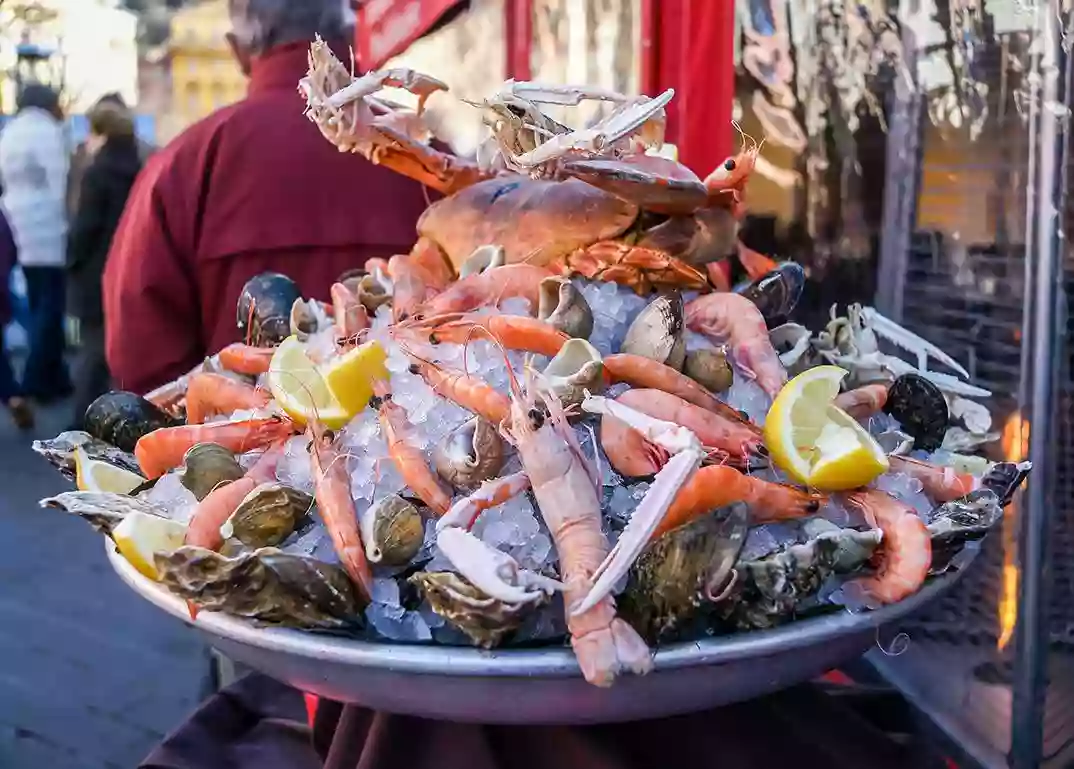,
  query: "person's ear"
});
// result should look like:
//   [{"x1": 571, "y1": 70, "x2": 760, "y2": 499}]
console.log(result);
[{"x1": 225, "y1": 32, "x2": 252, "y2": 77}]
